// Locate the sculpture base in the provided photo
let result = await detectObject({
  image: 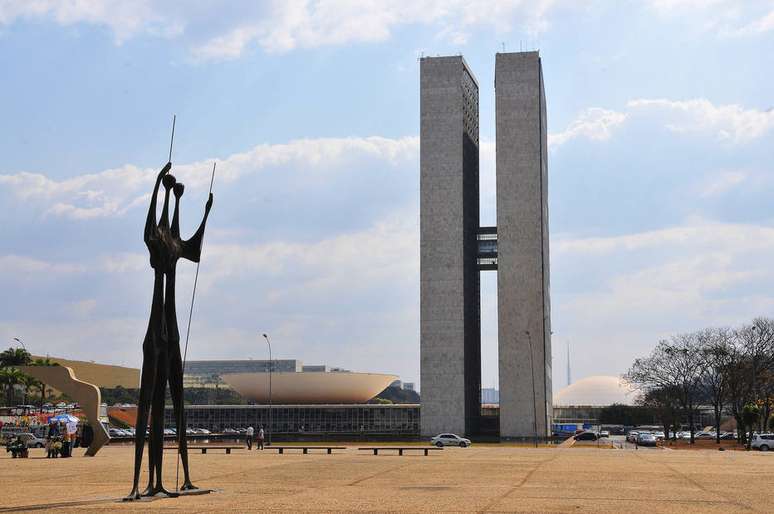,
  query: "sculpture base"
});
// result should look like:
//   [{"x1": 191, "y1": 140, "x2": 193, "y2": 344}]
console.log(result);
[{"x1": 119, "y1": 489, "x2": 213, "y2": 503}]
